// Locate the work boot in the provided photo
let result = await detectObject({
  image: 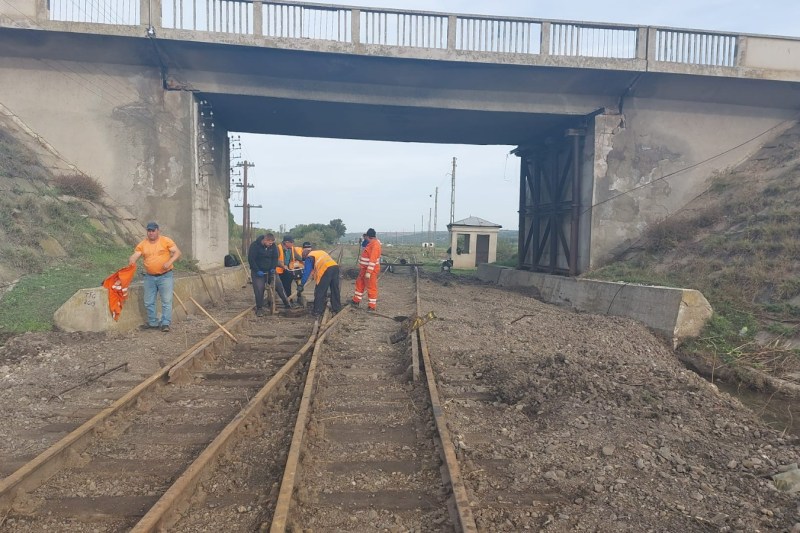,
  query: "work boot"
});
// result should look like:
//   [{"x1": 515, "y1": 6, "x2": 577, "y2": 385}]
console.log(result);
[
  {"x1": 139, "y1": 324, "x2": 159, "y2": 331},
  {"x1": 350, "y1": 300, "x2": 359, "y2": 308},
  {"x1": 161, "y1": 325, "x2": 171, "y2": 332},
  {"x1": 367, "y1": 307, "x2": 376, "y2": 313},
  {"x1": 256, "y1": 308, "x2": 264, "y2": 317}
]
